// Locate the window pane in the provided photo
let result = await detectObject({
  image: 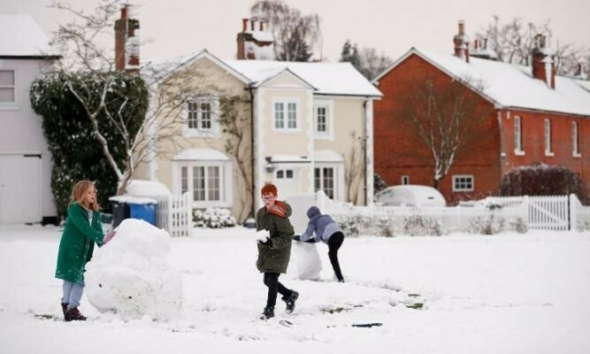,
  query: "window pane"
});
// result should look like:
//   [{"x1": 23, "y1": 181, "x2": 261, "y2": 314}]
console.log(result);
[
  {"x1": 572, "y1": 122, "x2": 579, "y2": 154},
  {"x1": 316, "y1": 107, "x2": 327, "y2": 132},
  {"x1": 314, "y1": 168, "x2": 321, "y2": 191},
  {"x1": 181, "y1": 167, "x2": 188, "y2": 194},
  {"x1": 0, "y1": 70, "x2": 15, "y2": 85},
  {"x1": 287, "y1": 103, "x2": 297, "y2": 129},
  {"x1": 277, "y1": 170, "x2": 284, "y2": 179},
  {"x1": 207, "y1": 166, "x2": 220, "y2": 201},
  {"x1": 286, "y1": 170, "x2": 293, "y2": 179},
  {"x1": 200, "y1": 102, "x2": 211, "y2": 129},
  {"x1": 275, "y1": 102, "x2": 284, "y2": 129},
  {"x1": 0, "y1": 88, "x2": 15, "y2": 102},
  {"x1": 323, "y1": 168, "x2": 334, "y2": 199},
  {"x1": 193, "y1": 166, "x2": 205, "y2": 201},
  {"x1": 514, "y1": 117, "x2": 522, "y2": 151},
  {"x1": 188, "y1": 102, "x2": 198, "y2": 129}
]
